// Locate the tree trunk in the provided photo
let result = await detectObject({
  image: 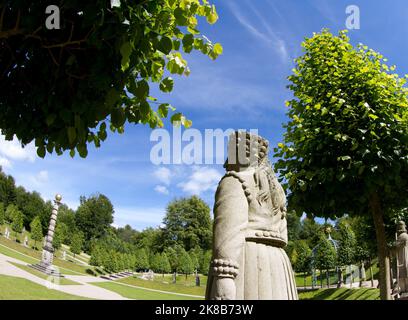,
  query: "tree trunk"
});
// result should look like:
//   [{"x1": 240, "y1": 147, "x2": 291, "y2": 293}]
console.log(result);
[
  {"x1": 320, "y1": 270, "x2": 323, "y2": 288},
  {"x1": 304, "y1": 272, "x2": 306, "y2": 289},
  {"x1": 326, "y1": 270, "x2": 329, "y2": 288},
  {"x1": 337, "y1": 268, "x2": 342, "y2": 288},
  {"x1": 370, "y1": 193, "x2": 391, "y2": 300}
]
